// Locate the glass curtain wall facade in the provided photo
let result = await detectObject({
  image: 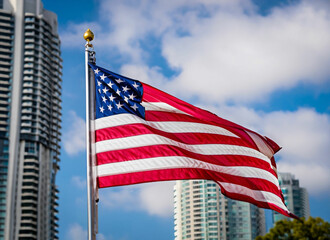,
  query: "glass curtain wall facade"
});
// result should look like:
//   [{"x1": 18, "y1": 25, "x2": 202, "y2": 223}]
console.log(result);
[
  {"x1": 0, "y1": 7, "x2": 13, "y2": 236},
  {"x1": 273, "y1": 172, "x2": 310, "y2": 223},
  {"x1": 174, "y1": 180, "x2": 266, "y2": 240},
  {"x1": 0, "y1": 0, "x2": 62, "y2": 239}
]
